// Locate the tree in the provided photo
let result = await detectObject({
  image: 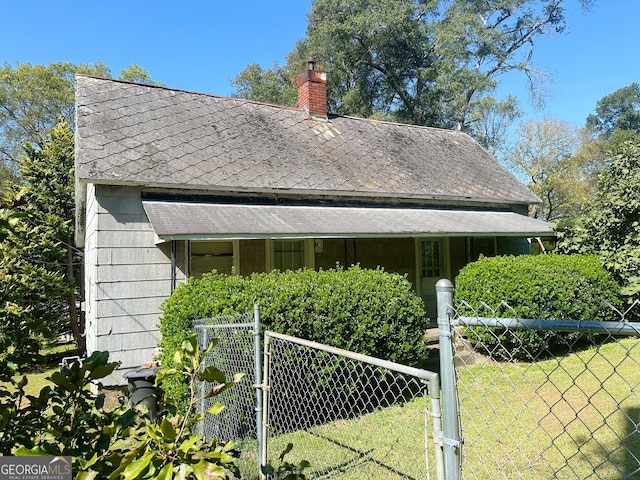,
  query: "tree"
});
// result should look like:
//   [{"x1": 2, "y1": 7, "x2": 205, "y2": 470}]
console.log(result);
[
  {"x1": 231, "y1": 63, "x2": 298, "y2": 107},
  {"x1": 0, "y1": 61, "x2": 158, "y2": 352},
  {"x1": 119, "y1": 64, "x2": 164, "y2": 86},
  {"x1": 0, "y1": 61, "x2": 158, "y2": 178},
  {"x1": 1, "y1": 121, "x2": 83, "y2": 353},
  {"x1": 508, "y1": 118, "x2": 593, "y2": 221},
  {"x1": 586, "y1": 83, "x2": 640, "y2": 141},
  {"x1": 233, "y1": 0, "x2": 592, "y2": 142},
  {"x1": 556, "y1": 139, "x2": 640, "y2": 298},
  {"x1": 470, "y1": 95, "x2": 522, "y2": 158},
  {"x1": 0, "y1": 61, "x2": 109, "y2": 172}
]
